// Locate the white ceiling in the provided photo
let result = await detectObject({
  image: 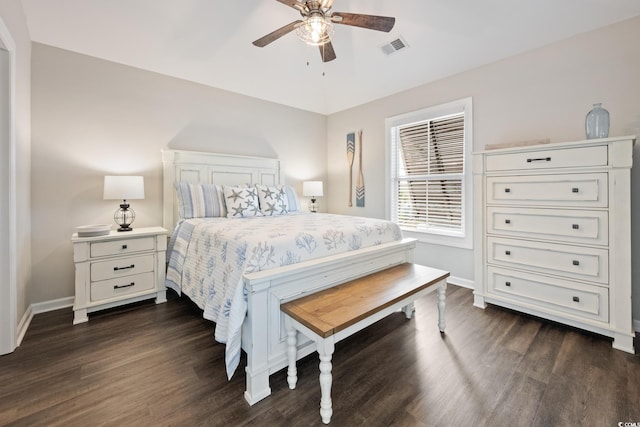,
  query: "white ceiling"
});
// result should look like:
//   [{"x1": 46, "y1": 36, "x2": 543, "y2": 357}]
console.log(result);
[{"x1": 20, "y1": 0, "x2": 640, "y2": 115}]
